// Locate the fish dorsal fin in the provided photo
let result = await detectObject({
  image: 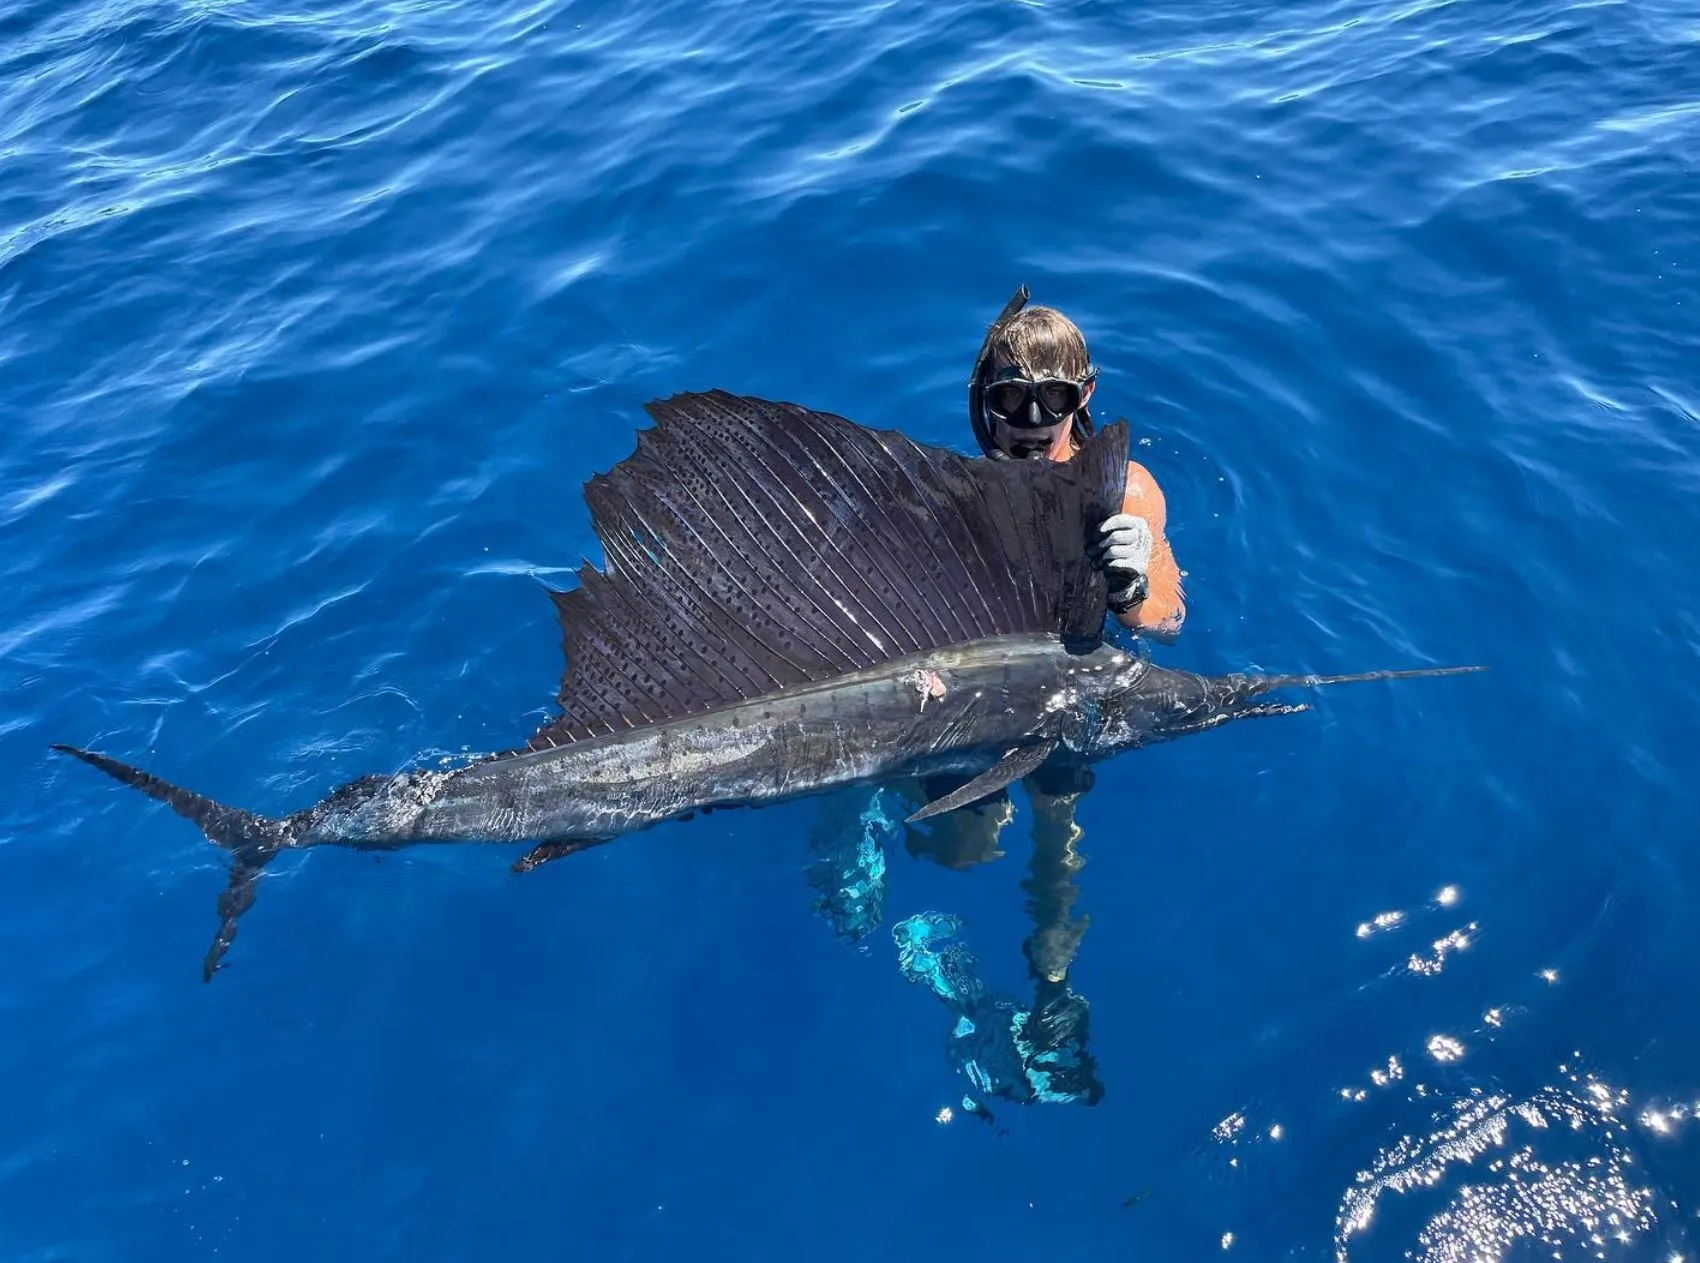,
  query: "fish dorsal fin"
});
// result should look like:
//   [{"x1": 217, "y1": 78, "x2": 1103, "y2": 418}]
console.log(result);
[{"x1": 528, "y1": 391, "x2": 1128, "y2": 748}]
